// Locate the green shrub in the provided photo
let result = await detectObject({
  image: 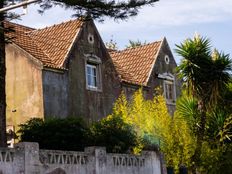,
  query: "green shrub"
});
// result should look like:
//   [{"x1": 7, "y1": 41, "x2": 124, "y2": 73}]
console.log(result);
[
  {"x1": 18, "y1": 116, "x2": 138, "y2": 153},
  {"x1": 87, "y1": 115, "x2": 138, "y2": 153},
  {"x1": 18, "y1": 117, "x2": 87, "y2": 151}
]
